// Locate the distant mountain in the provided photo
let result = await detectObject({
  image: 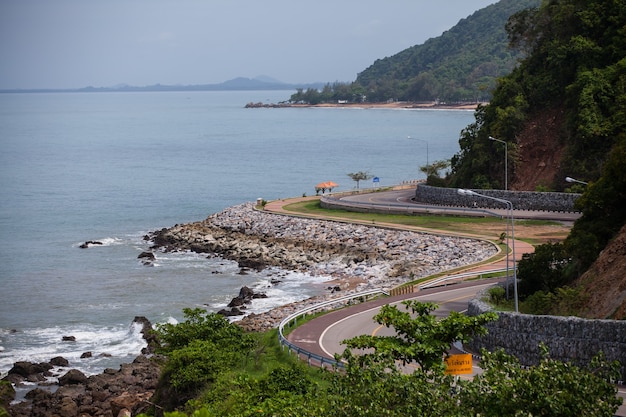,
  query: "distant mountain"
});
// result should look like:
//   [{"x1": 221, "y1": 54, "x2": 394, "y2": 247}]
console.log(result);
[{"x1": 0, "y1": 77, "x2": 326, "y2": 94}]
